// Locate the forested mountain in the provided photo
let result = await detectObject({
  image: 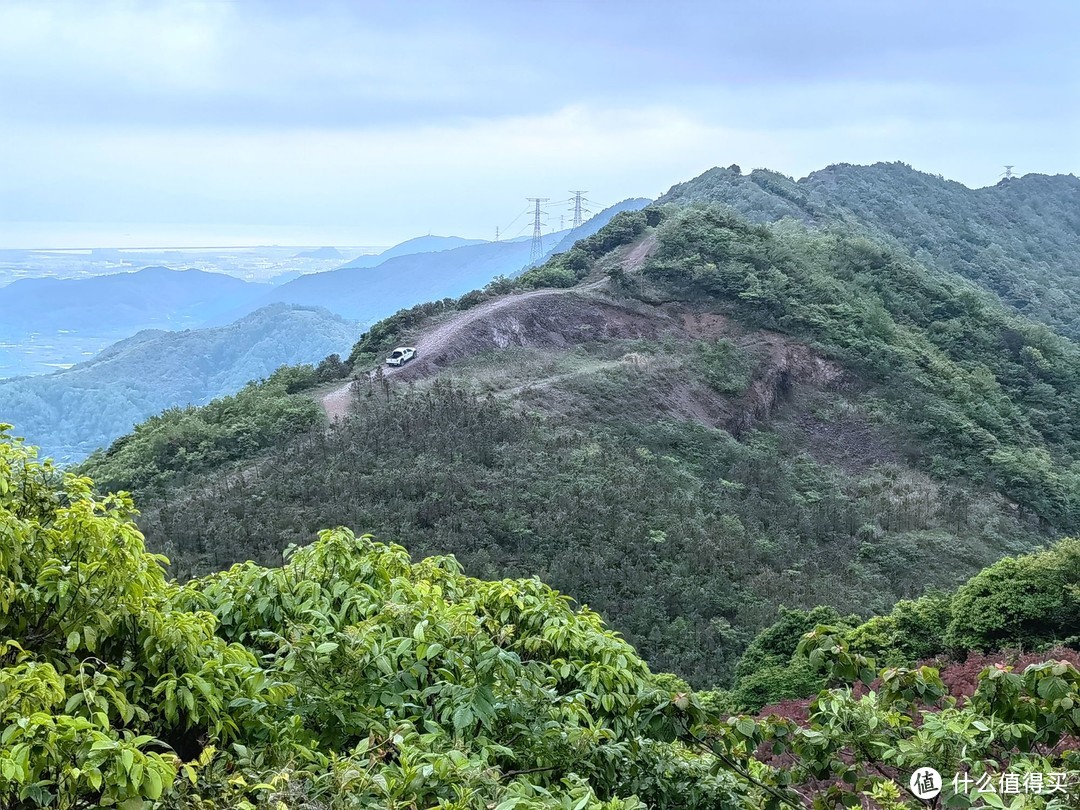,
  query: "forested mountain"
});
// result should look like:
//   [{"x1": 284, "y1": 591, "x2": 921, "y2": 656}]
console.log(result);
[
  {"x1": 0, "y1": 304, "x2": 356, "y2": 462},
  {"x1": 83, "y1": 190, "x2": 1080, "y2": 689},
  {"x1": 661, "y1": 162, "x2": 1080, "y2": 338},
  {"x1": 8, "y1": 168, "x2": 1080, "y2": 807},
  {"x1": 8, "y1": 388, "x2": 1080, "y2": 809},
  {"x1": 0, "y1": 266, "x2": 267, "y2": 377}
]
